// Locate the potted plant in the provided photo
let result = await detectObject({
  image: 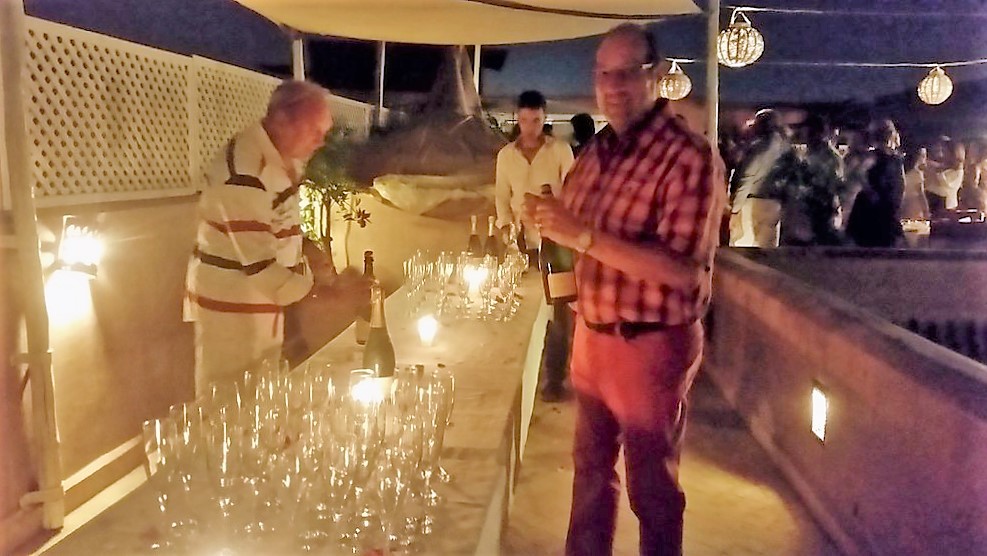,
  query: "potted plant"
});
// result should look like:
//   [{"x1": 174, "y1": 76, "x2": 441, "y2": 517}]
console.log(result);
[{"x1": 299, "y1": 126, "x2": 371, "y2": 277}]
